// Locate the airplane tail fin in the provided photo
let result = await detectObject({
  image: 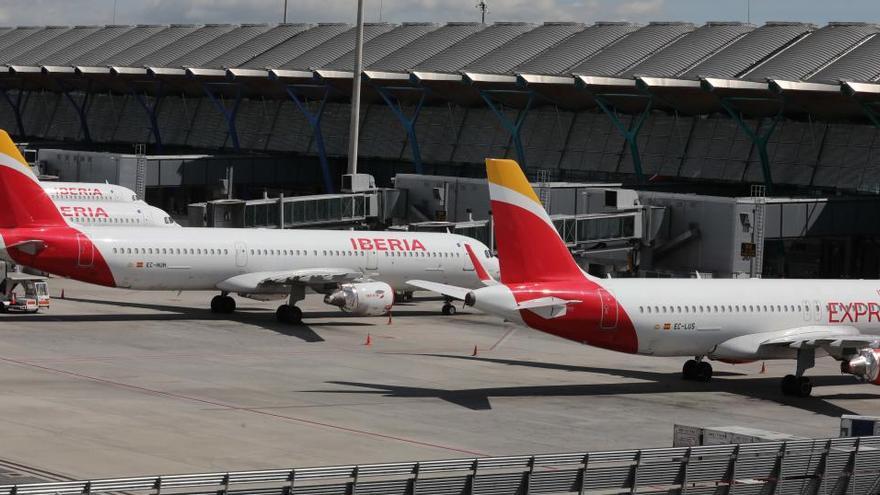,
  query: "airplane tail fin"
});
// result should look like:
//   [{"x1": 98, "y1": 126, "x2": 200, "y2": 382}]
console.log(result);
[
  {"x1": 0, "y1": 129, "x2": 65, "y2": 228},
  {"x1": 486, "y1": 158, "x2": 584, "y2": 284}
]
